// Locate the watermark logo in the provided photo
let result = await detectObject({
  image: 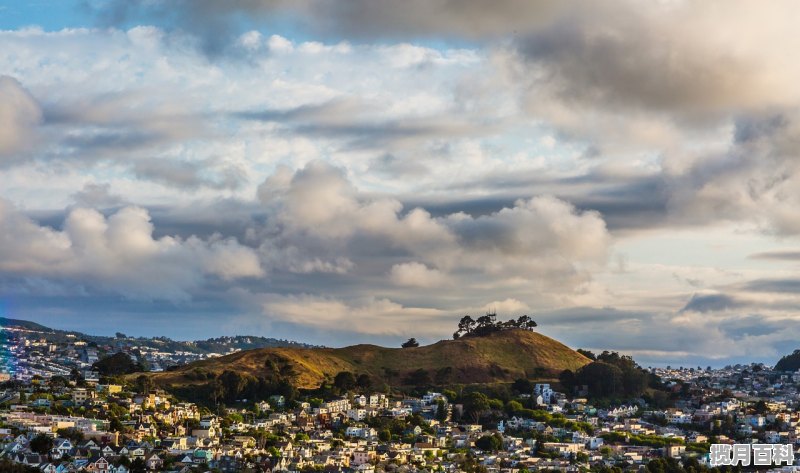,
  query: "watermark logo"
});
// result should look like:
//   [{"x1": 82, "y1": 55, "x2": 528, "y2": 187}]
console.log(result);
[{"x1": 709, "y1": 444, "x2": 794, "y2": 467}]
